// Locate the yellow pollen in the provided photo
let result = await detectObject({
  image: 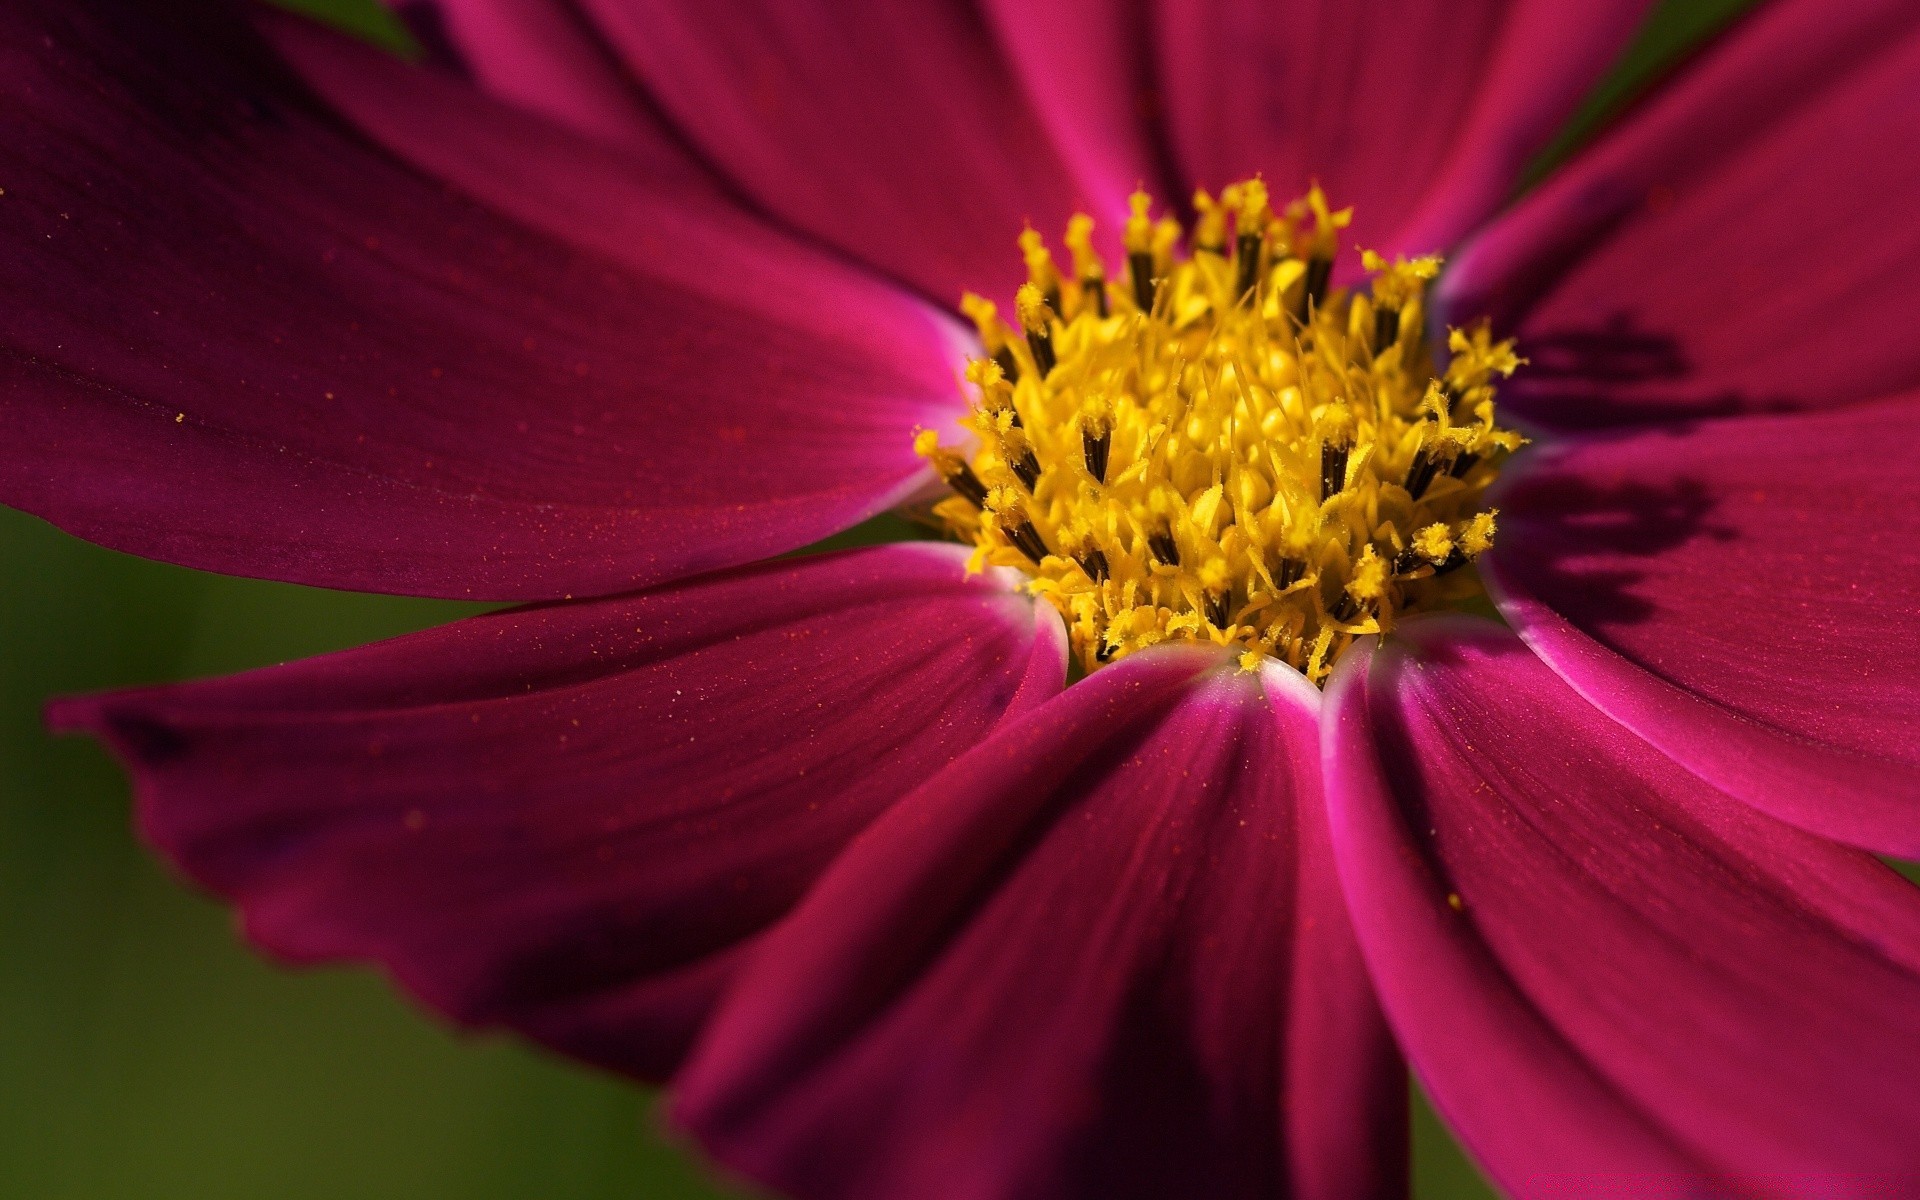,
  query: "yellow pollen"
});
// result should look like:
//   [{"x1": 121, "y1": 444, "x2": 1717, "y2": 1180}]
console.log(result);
[{"x1": 919, "y1": 182, "x2": 1525, "y2": 682}]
